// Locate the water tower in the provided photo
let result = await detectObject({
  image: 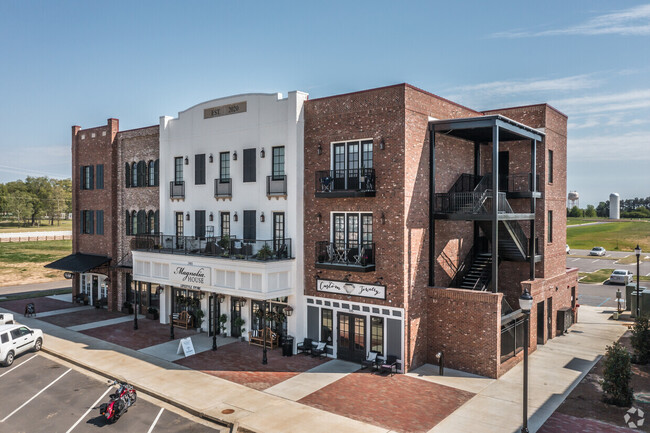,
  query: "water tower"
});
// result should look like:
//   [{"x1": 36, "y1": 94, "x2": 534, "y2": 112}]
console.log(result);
[
  {"x1": 610, "y1": 193, "x2": 620, "y2": 219},
  {"x1": 567, "y1": 191, "x2": 579, "y2": 209}
]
